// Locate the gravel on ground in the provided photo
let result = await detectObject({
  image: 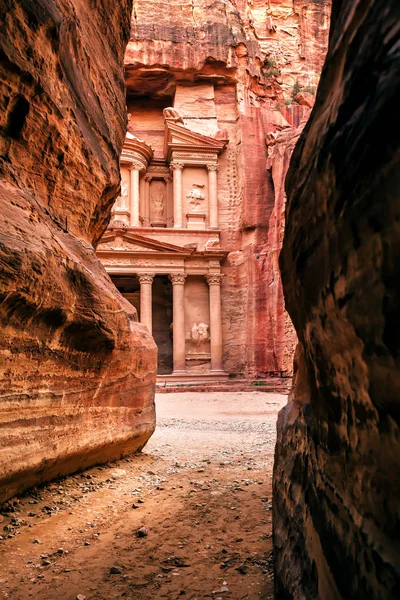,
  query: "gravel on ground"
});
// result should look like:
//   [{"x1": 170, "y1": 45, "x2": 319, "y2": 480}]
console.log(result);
[{"x1": 0, "y1": 392, "x2": 287, "y2": 600}]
